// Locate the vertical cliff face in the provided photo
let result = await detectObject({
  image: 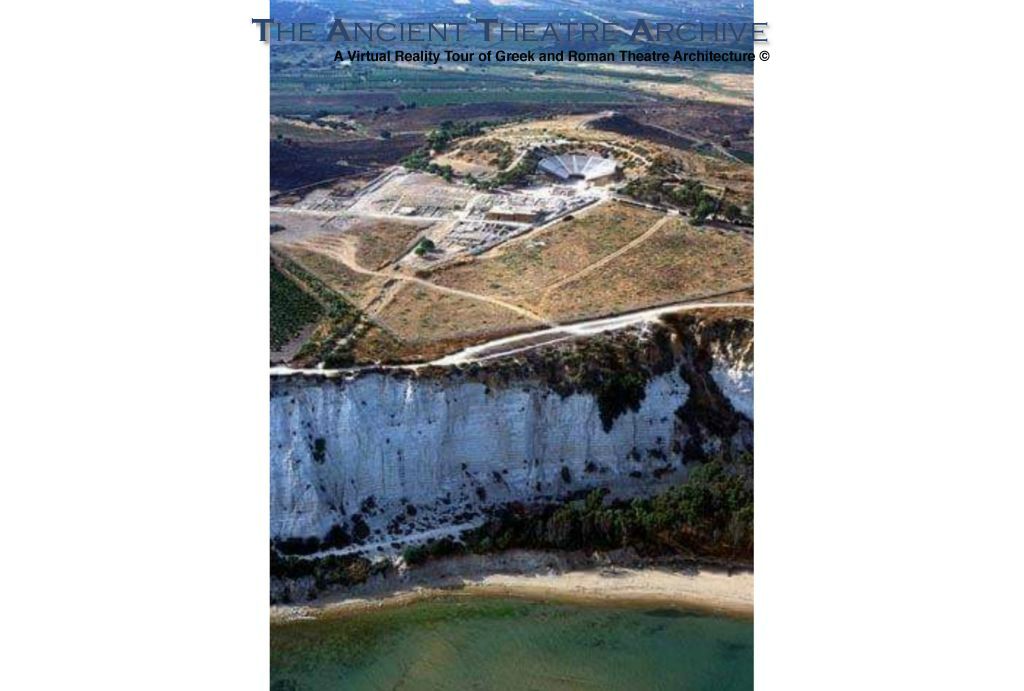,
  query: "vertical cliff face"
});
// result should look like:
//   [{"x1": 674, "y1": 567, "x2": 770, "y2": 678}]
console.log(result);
[{"x1": 269, "y1": 316, "x2": 753, "y2": 554}]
